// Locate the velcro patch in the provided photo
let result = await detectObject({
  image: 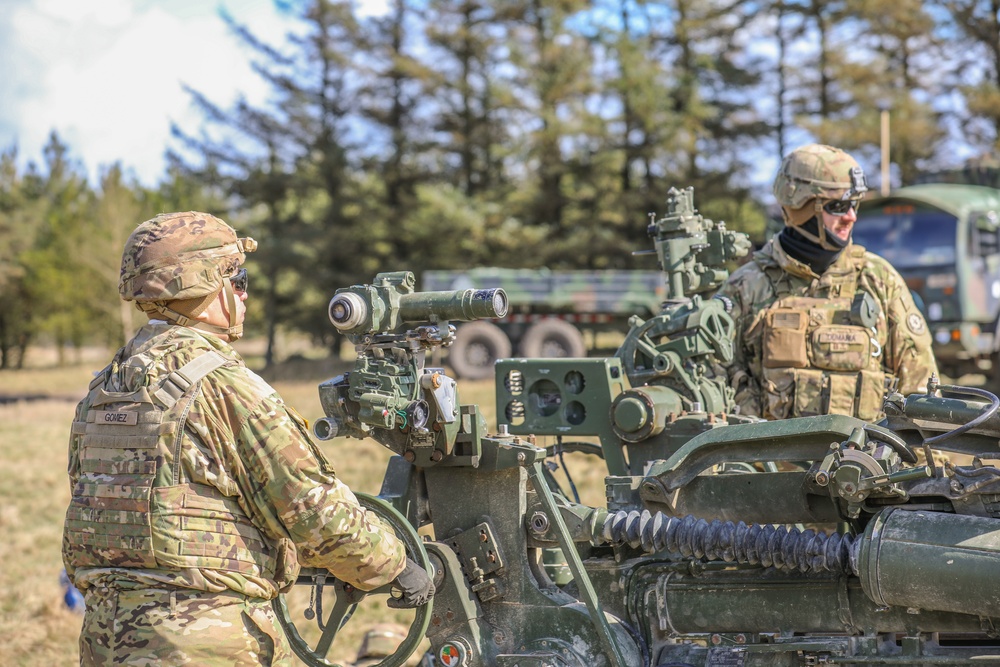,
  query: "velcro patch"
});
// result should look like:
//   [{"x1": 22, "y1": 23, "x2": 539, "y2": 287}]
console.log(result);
[
  {"x1": 907, "y1": 312, "x2": 926, "y2": 334},
  {"x1": 94, "y1": 410, "x2": 139, "y2": 426},
  {"x1": 773, "y1": 312, "x2": 802, "y2": 329}
]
